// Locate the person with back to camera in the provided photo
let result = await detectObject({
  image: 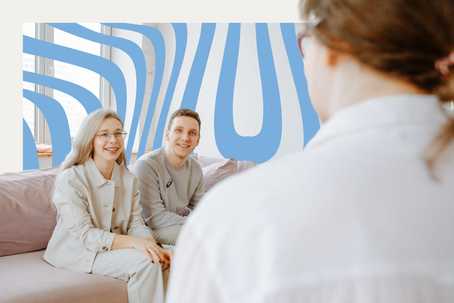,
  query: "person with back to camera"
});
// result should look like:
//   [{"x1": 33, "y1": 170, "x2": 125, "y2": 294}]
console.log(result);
[
  {"x1": 44, "y1": 109, "x2": 171, "y2": 303},
  {"x1": 167, "y1": 0, "x2": 454, "y2": 302},
  {"x1": 132, "y1": 109, "x2": 204, "y2": 246}
]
